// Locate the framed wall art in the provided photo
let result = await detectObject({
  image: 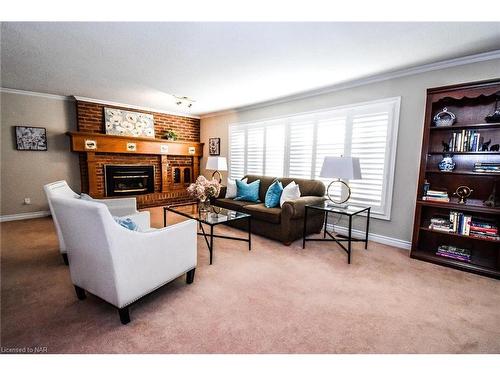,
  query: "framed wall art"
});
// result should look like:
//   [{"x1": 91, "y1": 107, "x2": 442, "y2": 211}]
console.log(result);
[
  {"x1": 104, "y1": 107, "x2": 155, "y2": 138},
  {"x1": 15, "y1": 126, "x2": 48, "y2": 151},
  {"x1": 209, "y1": 137, "x2": 220, "y2": 156}
]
